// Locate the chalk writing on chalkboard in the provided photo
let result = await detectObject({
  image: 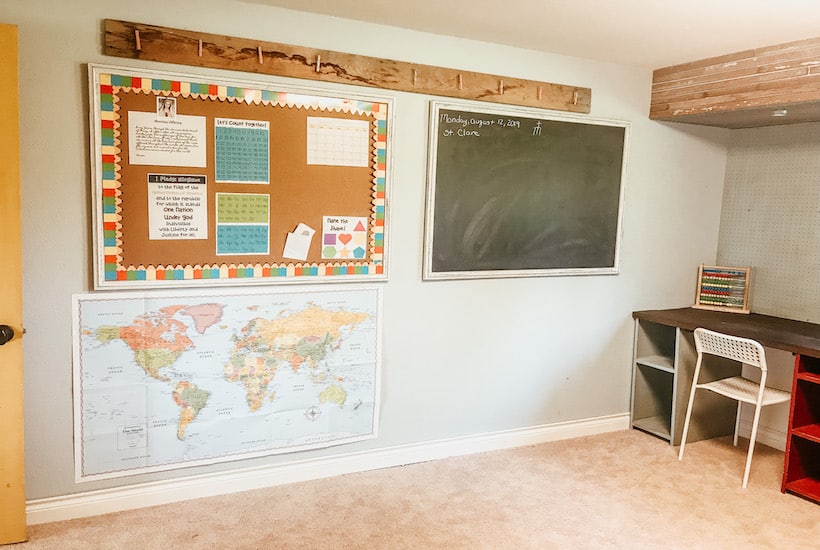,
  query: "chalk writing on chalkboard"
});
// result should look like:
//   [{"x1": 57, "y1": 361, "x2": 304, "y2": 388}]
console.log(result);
[{"x1": 423, "y1": 102, "x2": 629, "y2": 280}]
